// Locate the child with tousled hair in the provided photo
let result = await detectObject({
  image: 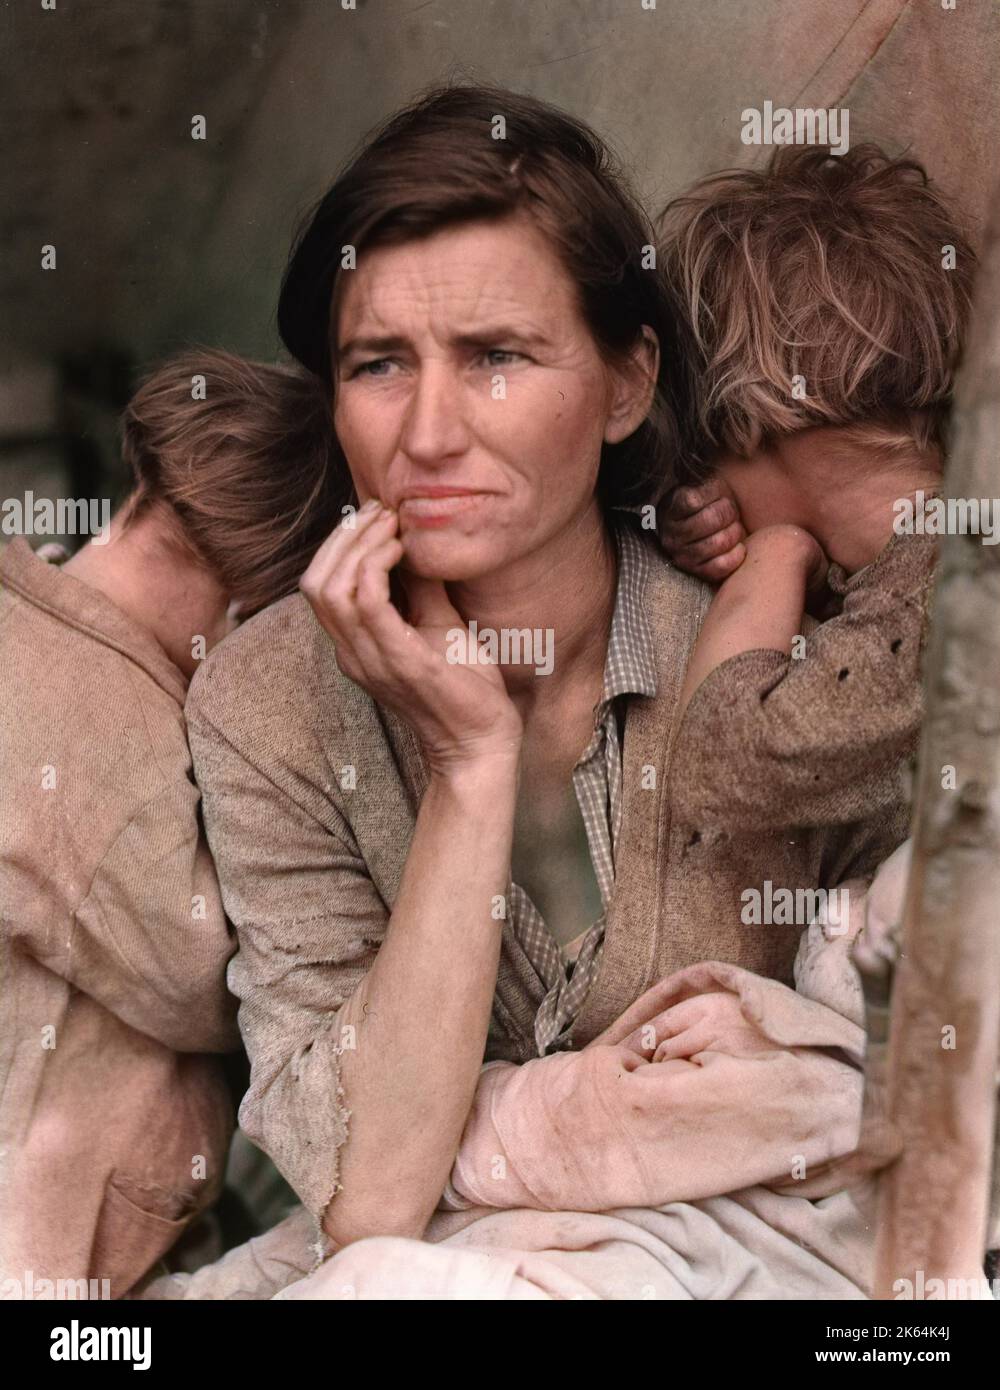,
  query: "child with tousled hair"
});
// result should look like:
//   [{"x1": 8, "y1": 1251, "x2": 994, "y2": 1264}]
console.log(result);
[
  {"x1": 657, "y1": 143, "x2": 973, "y2": 841},
  {"x1": 0, "y1": 348, "x2": 343, "y2": 1297}
]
